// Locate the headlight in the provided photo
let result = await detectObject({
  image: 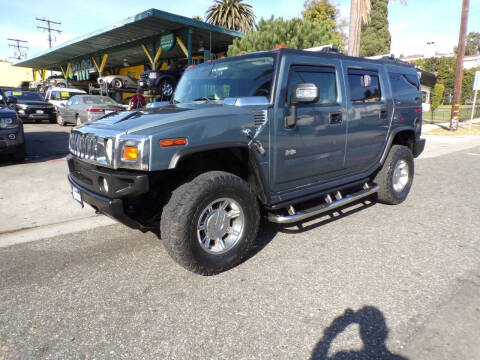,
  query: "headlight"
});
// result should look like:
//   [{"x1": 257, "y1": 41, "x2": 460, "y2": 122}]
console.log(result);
[
  {"x1": 105, "y1": 138, "x2": 113, "y2": 163},
  {"x1": 0, "y1": 117, "x2": 18, "y2": 129},
  {"x1": 16, "y1": 104, "x2": 28, "y2": 109},
  {"x1": 148, "y1": 72, "x2": 158, "y2": 79},
  {"x1": 117, "y1": 136, "x2": 149, "y2": 170}
]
